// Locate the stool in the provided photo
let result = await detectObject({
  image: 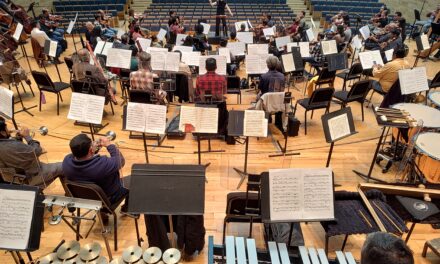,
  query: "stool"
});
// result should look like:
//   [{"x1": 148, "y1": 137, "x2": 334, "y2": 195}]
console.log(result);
[{"x1": 422, "y1": 238, "x2": 440, "y2": 258}]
